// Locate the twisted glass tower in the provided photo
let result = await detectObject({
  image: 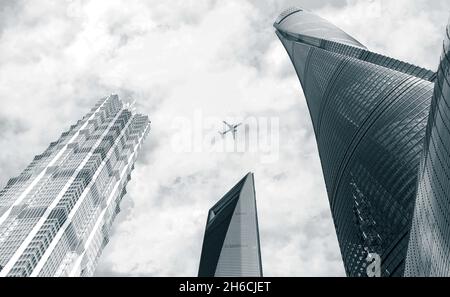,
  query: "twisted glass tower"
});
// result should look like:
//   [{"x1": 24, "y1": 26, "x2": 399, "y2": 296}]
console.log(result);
[
  {"x1": 198, "y1": 173, "x2": 263, "y2": 277},
  {"x1": 274, "y1": 8, "x2": 439, "y2": 276},
  {"x1": 0, "y1": 95, "x2": 150, "y2": 277},
  {"x1": 405, "y1": 20, "x2": 450, "y2": 276}
]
